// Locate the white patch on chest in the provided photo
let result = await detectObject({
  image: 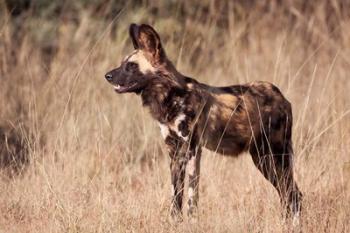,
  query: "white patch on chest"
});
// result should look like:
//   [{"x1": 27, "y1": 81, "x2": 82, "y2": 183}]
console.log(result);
[
  {"x1": 158, "y1": 113, "x2": 189, "y2": 141},
  {"x1": 171, "y1": 114, "x2": 189, "y2": 141},
  {"x1": 158, "y1": 123, "x2": 170, "y2": 139},
  {"x1": 127, "y1": 50, "x2": 156, "y2": 74}
]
